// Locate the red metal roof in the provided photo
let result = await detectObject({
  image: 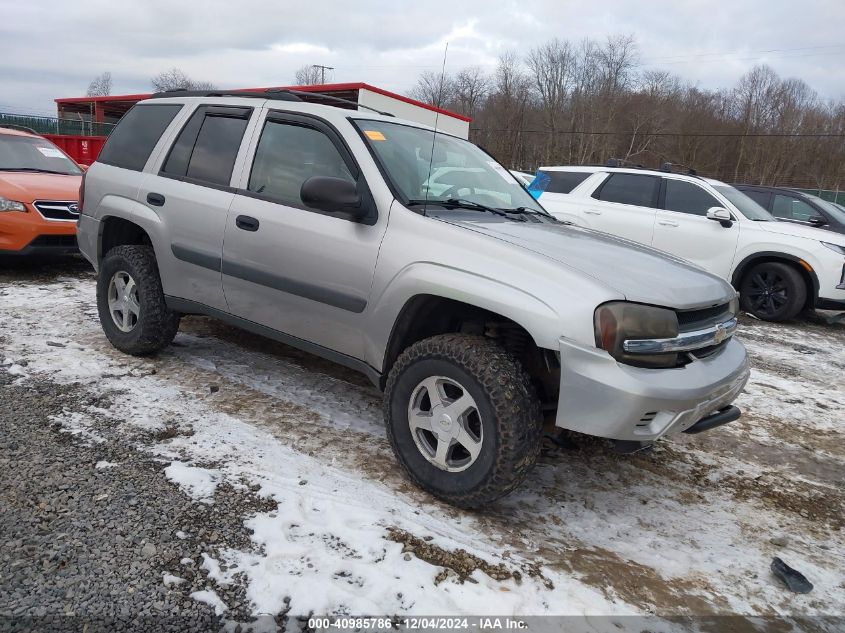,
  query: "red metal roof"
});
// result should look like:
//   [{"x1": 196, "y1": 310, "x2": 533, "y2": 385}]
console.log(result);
[{"x1": 55, "y1": 82, "x2": 472, "y2": 122}]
